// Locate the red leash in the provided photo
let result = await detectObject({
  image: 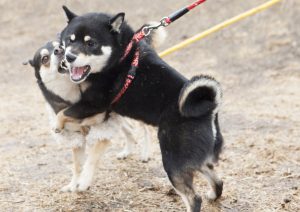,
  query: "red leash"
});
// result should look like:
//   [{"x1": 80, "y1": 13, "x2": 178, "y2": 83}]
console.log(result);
[
  {"x1": 111, "y1": 0, "x2": 207, "y2": 105},
  {"x1": 110, "y1": 50, "x2": 140, "y2": 105}
]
